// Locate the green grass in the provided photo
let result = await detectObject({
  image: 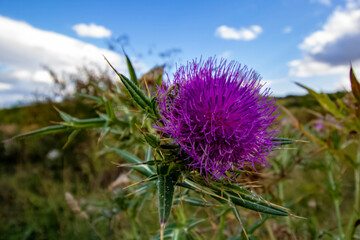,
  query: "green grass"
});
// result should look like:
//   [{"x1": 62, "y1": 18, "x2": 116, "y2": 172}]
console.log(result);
[{"x1": 0, "y1": 90, "x2": 358, "y2": 239}]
